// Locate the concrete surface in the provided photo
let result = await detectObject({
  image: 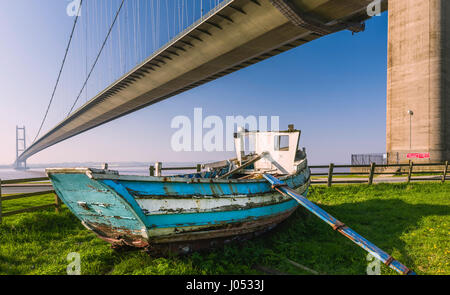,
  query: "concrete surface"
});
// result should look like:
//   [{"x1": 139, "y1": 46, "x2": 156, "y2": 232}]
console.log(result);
[{"x1": 386, "y1": 0, "x2": 450, "y2": 164}]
